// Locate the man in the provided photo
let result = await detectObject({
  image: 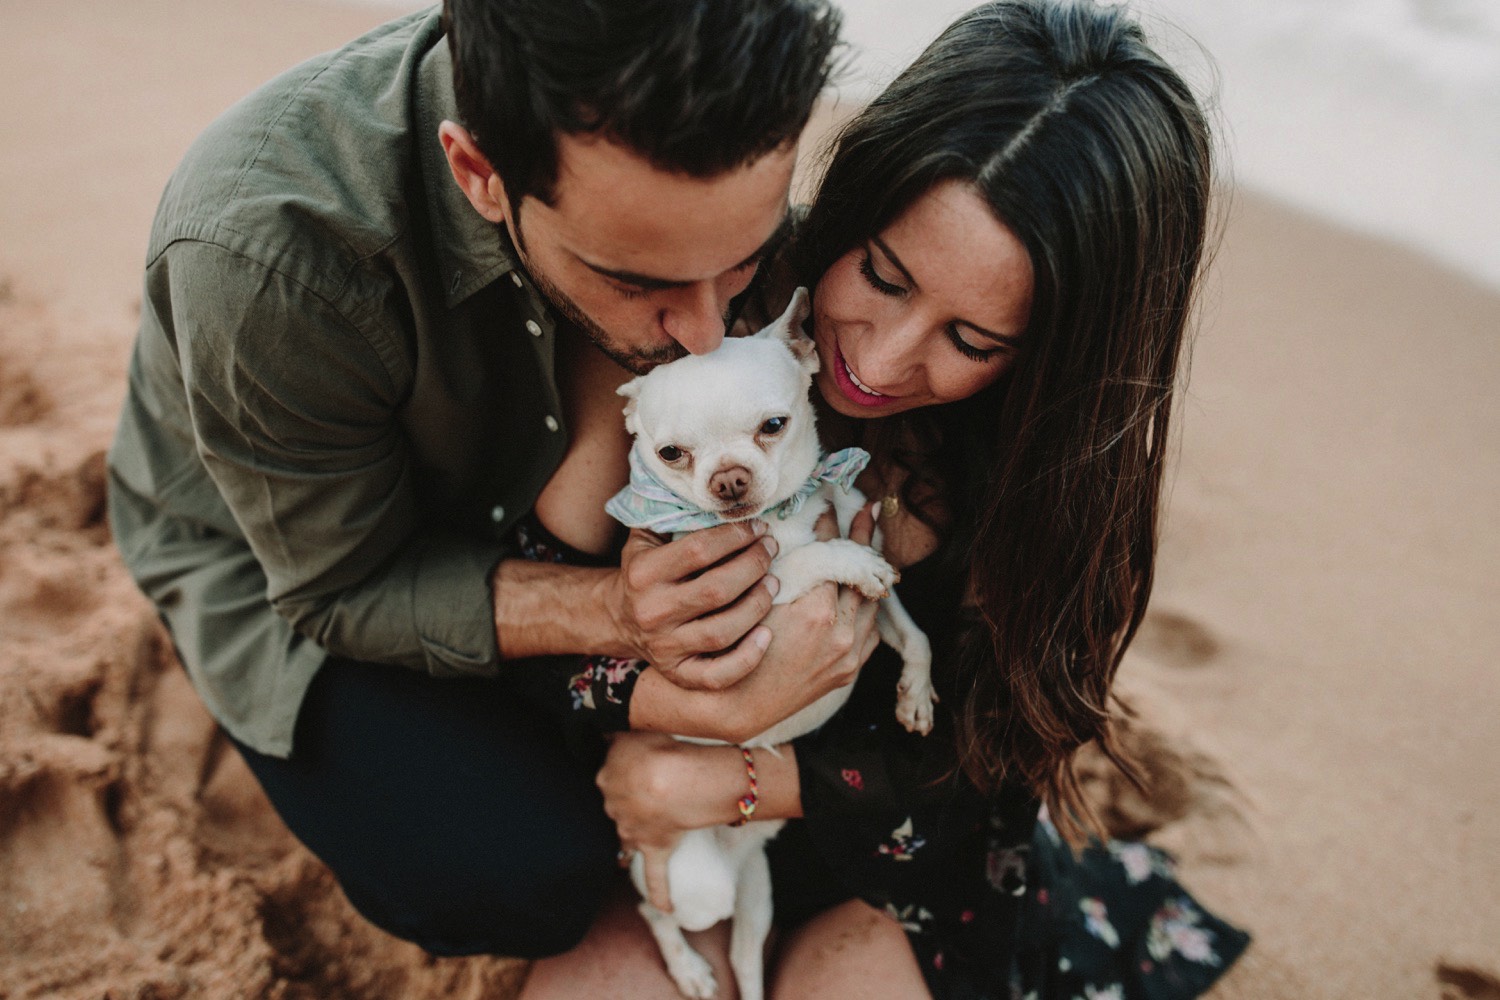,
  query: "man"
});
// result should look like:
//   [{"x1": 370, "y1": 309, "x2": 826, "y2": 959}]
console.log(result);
[{"x1": 107, "y1": 0, "x2": 872, "y2": 959}]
